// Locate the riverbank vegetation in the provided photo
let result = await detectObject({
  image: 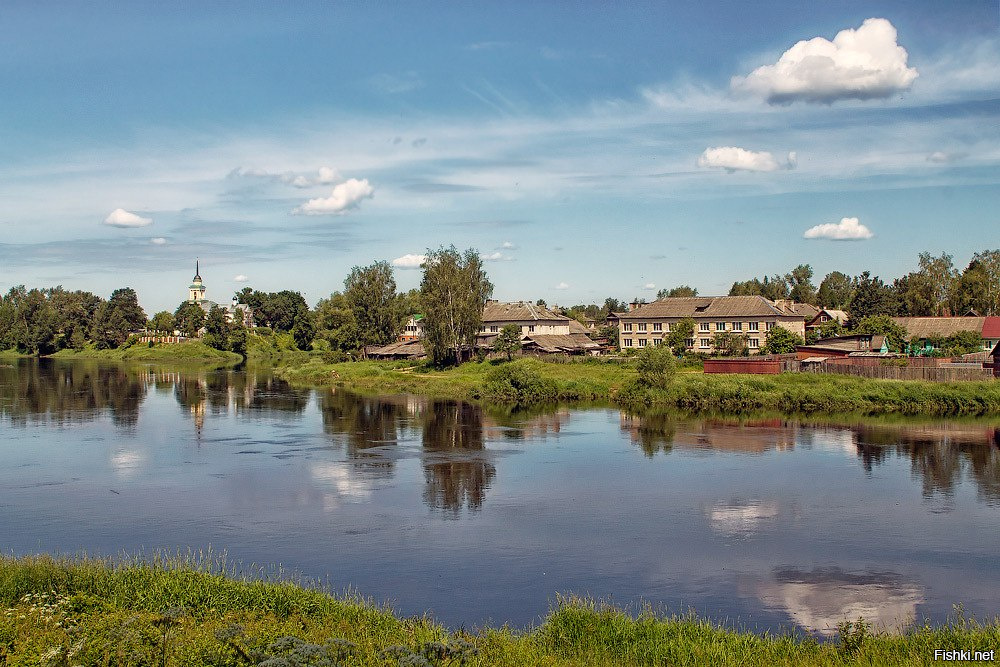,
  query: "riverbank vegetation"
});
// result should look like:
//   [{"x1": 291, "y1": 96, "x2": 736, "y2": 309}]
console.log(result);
[
  {"x1": 274, "y1": 355, "x2": 1000, "y2": 417},
  {"x1": 47, "y1": 340, "x2": 242, "y2": 365},
  {"x1": 2, "y1": 554, "x2": 997, "y2": 666}
]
